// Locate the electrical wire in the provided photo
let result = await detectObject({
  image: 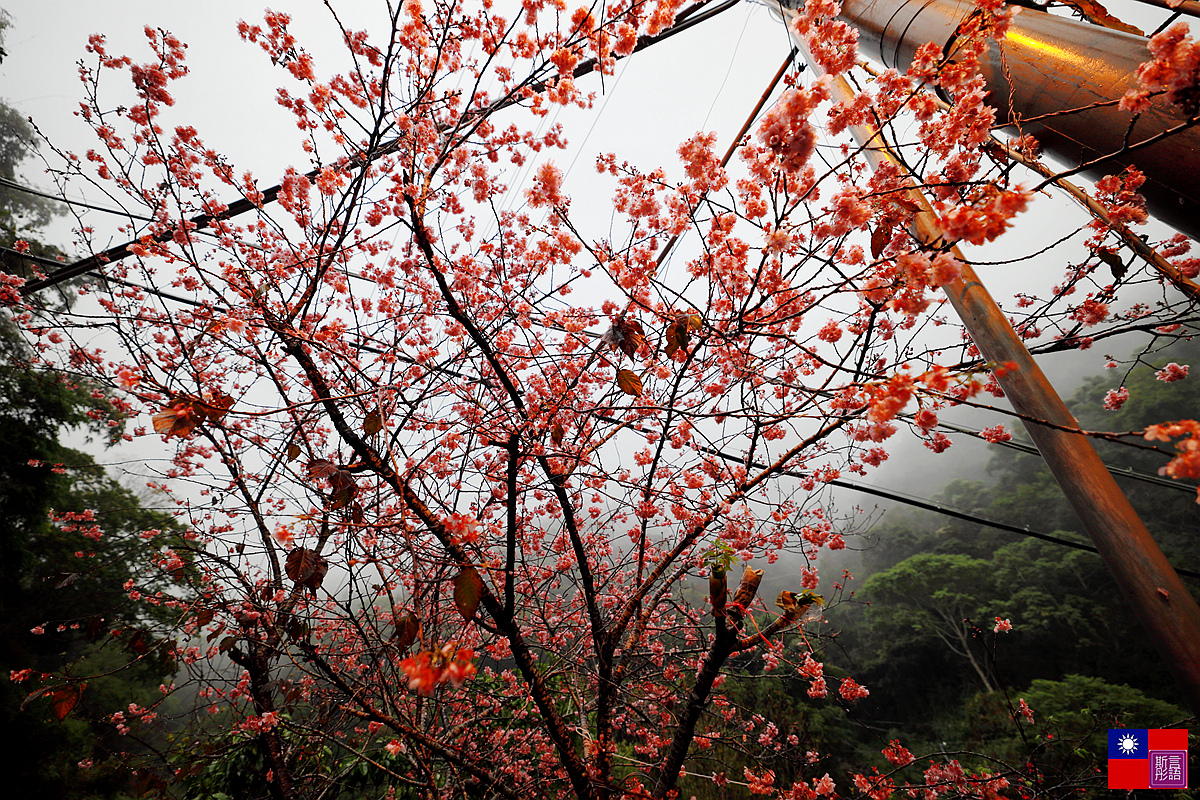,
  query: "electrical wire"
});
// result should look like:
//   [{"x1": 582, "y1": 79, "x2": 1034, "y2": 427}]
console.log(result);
[
  {"x1": 18, "y1": 0, "x2": 747, "y2": 297},
  {"x1": 5, "y1": 0, "x2": 1194, "y2": 581},
  {"x1": 0, "y1": 176, "x2": 155, "y2": 221},
  {"x1": 827, "y1": 476, "x2": 1200, "y2": 581}
]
